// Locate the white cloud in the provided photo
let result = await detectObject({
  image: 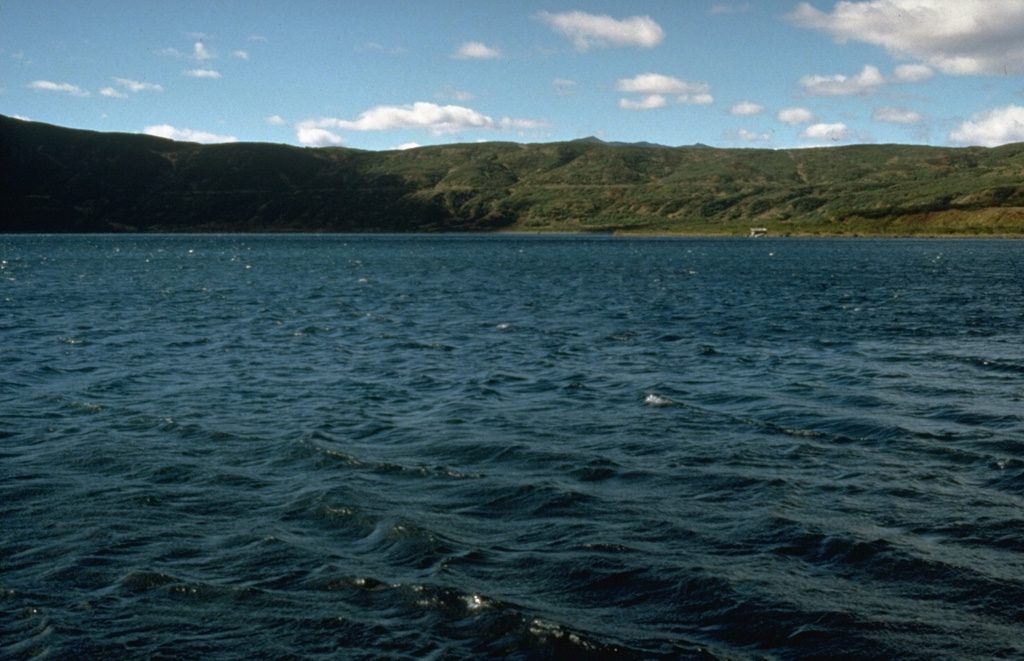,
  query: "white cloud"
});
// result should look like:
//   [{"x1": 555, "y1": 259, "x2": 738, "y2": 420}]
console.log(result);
[
  {"x1": 193, "y1": 41, "x2": 214, "y2": 61},
  {"x1": 682, "y1": 93, "x2": 715, "y2": 105},
  {"x1": 539, "y1": 11, "x2": 664, "y2": 51},
  {"x1": 28, "y1": 80, "x2": 89, "y2": 97},
  {"x1": 736, "y1": 129, "x2": 771, "y2": 141},
  {"x1": 233, "y1": 50, "x2": 250, "y2": 60},
  {"x1": 296, "y1": 126, "x2": 345, "y2": 147},
  {"x1": 777, "y1": 107, "x2": 815, "y2": 125},
  {"x1": 729, "y1": 101, "x2": 764, "y2": 115},
  {"x1": 872, "y1": 107, "x2": 925, "y2": 124},
  {"x1": 616, "y1": 73, "x2": 690, "y2": 94},
  {"x1": 184, "y1": 69, "x2": 221, "y2": 79},
  {"x1": 114, "y1": 78, "x2": 163, "y2": 93},
  {"x1": 800, "y1": 64, "x2": 886, "y2": 96},
  {"x1": 948, "y1": 105, "x2": 1024, "y2": 146},
  {"x1": 100, "y1": 87, "x2": 128, "y2": 98},
  {"x1": 800, "y1": 122, "x2": 852, "y2": 141},
  {"x1": 498, "y1": 117, "x2": 550, "y2": 131},
  {"x1": 799, "y1": 64, "x2": 933, "y2": 96},
  {"x1": 788, "y1": 0, "x2": 1024, "y2": 76},
  {"x1": 616, "y1": 73, "x2": 698, "y2": 94},
  {"x1": 331, "y1": 103, "x2": 492, "y2": 132},
  {"x1": 616, "y1": 73, "x2": 712, "y2": 105},
  {"x1": 142, "y1": 124, "x2": 237, "y2": 144},
  {"x1": 454, "y1": 41, "x2": 501, "y2": 59},
  {"x1": 395, "y1": 142, "x2": 421, "y2": 150},
  {"x1": 892, "y1": 64, "x2": 933, "y2": 83},
  {"x1": 619, "y1": 95, "x2": 669, "y2": 110},
  {"x1": 266, "y1": 115, "x2": 288, "y2": 125},
  {"x1": 295, "y1": 102, "x2": 549, "y2": 144}
]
